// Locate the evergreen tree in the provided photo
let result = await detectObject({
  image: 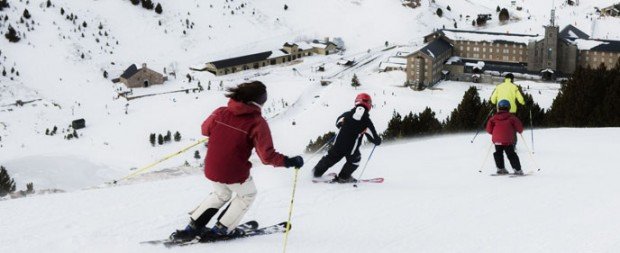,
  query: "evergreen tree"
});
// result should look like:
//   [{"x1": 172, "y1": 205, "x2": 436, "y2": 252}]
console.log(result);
[
  {"x1": 351, "y1": 74, "x2": 361, "y2": 87},
  {"x1": 155, "y1": 3, "x2": 163, "y2": 14},
  {"x1": 415, "y1": 107, "x2": 443, "y2": 136},
  {"x1": 0, "y1": 166, "x2": 16, "y2": 197},
  {"x1": 444, "y1": 86, "x2": 489, "y2": 132},
  {"x1": 174, "y1": 131, "x2": 181, "y2": 142},
  {"x1": 284, "y1": 4, "x2": 288, "y2": 10},
  {"x1": 23, "y1": 9, "x2": 31, "y2": 19},
  {"x1": 381, "y1": 111, "x2": 403, "y2": 140},
  {"x1": 60, "y1": 7, "x2": 65, "y2": 15},
  {"x1": 103, "y1": 70, "x2": 108, "y2": 79},
  {"x1": 305, "y1": 132, "x2": 336, "y2": 153},
  {"x1": 0, "y1": 0, "x2": 9, "y2": 11},
  {"x1": 496, "y1": 6, "x2": 501, "y2": 12},
  {"x1": 164, "y1": 130, "x2": 172, "y2": 142},
  {"x1": 141, "y1": 0, "x2": 154, "y2": 10},
  {"x1": 499, "y1": 8, "x2": 510, "y2": 22},
  {"x1": 131, "y1": 0, "x2": 140, "y2": 5},
  {"x1": 5, "y1": 25, "x2": 21, "y2": 43},
  {"x1": 149, "y1": 133, "x2": 156, "y2": 146},
  {"x1": 46, "y1": 0, "x2": 52, "y2": 8},
  {"x1": 157, "y1": 134, "x2": 164, "y2": 145},
  {"x1": 26, "y1": 182, "x2": 34, "y2": 194},
  {"x1": 194, "y1": 150, "x2": 201, "y2": 159},
  {"x1": 82, "y1": 21, "x2": 87, "y2": 28},
  {"x1": 436, "y1": 8, "x2": 443, "y2": 17}
]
